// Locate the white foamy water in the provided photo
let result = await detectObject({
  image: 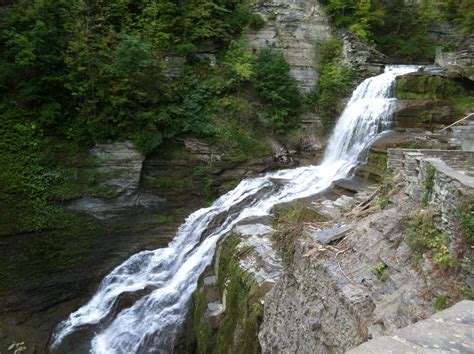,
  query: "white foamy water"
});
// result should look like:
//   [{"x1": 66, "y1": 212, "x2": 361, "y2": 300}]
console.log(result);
[{"x1": 51, "y1": 65, "x2": 419, "y2": 353}]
